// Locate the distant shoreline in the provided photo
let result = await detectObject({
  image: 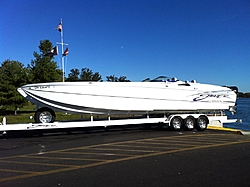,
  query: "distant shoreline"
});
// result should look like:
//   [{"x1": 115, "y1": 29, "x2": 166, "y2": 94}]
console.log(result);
[{"x1": 238, "y1": 92, "x2": 250, "y2": 98}]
